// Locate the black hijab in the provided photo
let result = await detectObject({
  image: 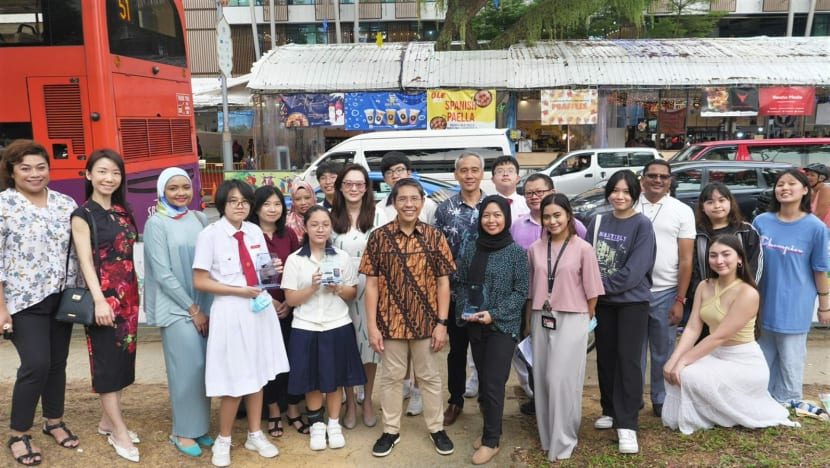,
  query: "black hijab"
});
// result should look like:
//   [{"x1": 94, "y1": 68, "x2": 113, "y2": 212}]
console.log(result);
[{"x1": 469, "y1": 196, "x2": 513, "y2": 290}]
